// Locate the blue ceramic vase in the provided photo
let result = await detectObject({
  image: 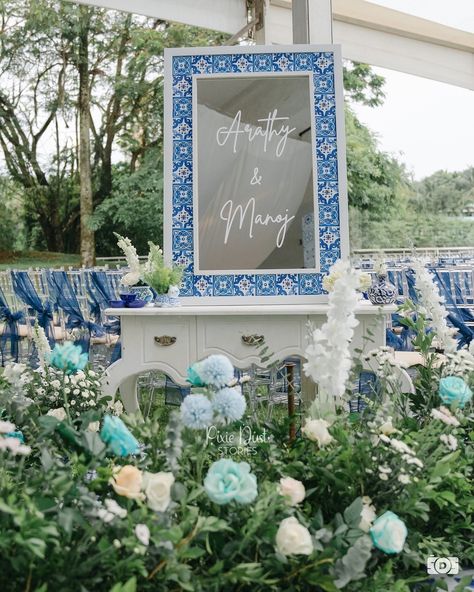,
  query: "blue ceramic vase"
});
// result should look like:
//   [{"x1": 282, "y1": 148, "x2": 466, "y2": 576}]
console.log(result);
[
  {"x1": 368, "y1": 273, "x2": 396, "y2": 305},
  {"x1": 129, "y1": 285, "x2": 154, "y2": 303}
]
